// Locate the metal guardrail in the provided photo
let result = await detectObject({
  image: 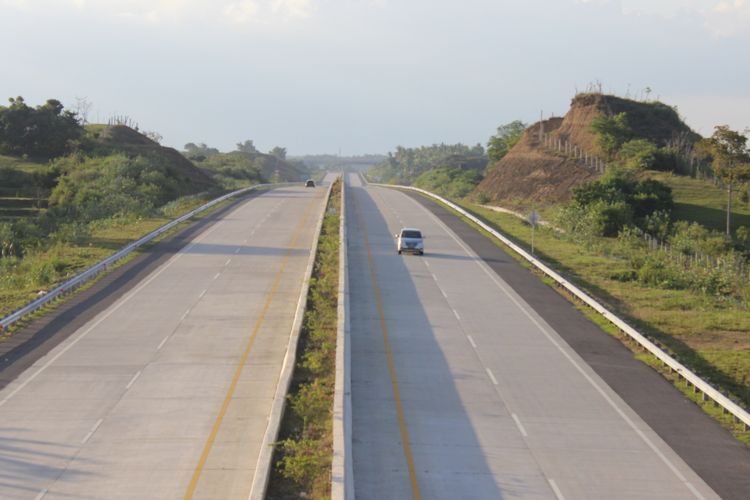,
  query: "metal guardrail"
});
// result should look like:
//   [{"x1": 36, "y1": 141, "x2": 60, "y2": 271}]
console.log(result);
[
  {"x1": 371, "y1": 182, "x2": 750, "y2": 432},
  {"x1": 0, "y1": 183, "x2": 289, "y2": 332}
]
